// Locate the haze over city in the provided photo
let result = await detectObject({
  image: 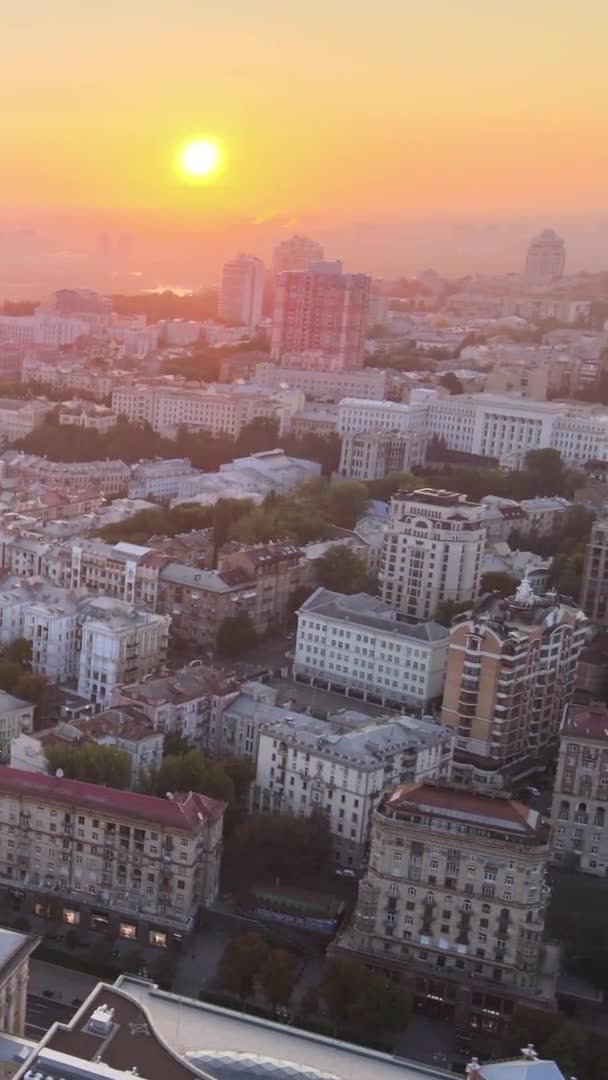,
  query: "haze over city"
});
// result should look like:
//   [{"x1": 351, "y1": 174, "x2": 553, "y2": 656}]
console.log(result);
[{"x1": 2, "y1": 1, "x2": 608, "y2": 292}]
